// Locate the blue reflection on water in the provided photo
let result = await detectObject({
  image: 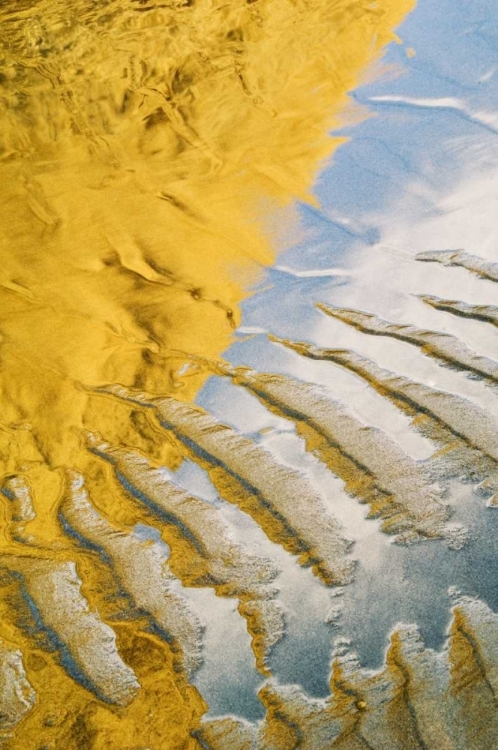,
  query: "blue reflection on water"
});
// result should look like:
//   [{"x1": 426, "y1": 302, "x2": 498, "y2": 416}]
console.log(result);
[{"x1": 191, "y1": 0, "x2": 498, "y2": 716}]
